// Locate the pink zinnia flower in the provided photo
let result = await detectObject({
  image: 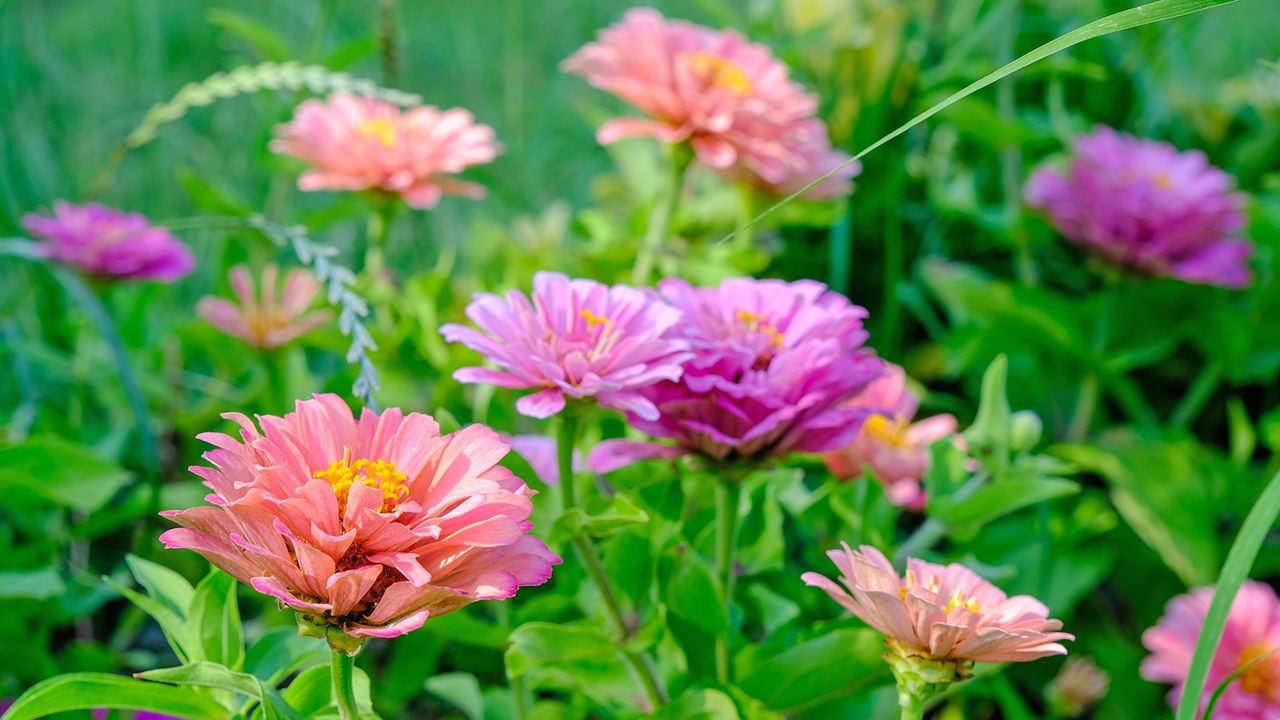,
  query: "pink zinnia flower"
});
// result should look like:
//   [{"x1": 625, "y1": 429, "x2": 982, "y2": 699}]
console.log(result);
[
  {"x1": 1026, "y1": 125, "x2": 1252, "y2": 288},
  {"x1": 1142, "y1": 580, "x2": 1280, "y2": 719},
  {"x1": 21, "y1": 201, "x2": 194, "y2": 282},
  {"x1": 803, "y1": 544, "x2": 1072, "y2": 666},
  {"x1": 824, "y1": 363, "x2": 961, "y2": 511},
  {"x1": 440, "y1": 272, "x2": 692, "y2": 420},
  {"x1": 588, "y1": 278, "x2": 882, "y2": 471},
  {"x1": 271, "y1": 92, "x2": 501, "y2": 209},
  {"x1": 160, "y1": 394, "x2": 559, "y2": 648},
  {"x1": 562, "y1": 8, "x2": 857, "y2": 198},
  {"x1": 197, "y1": 264, "x2": 332, "y2": 349}
]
